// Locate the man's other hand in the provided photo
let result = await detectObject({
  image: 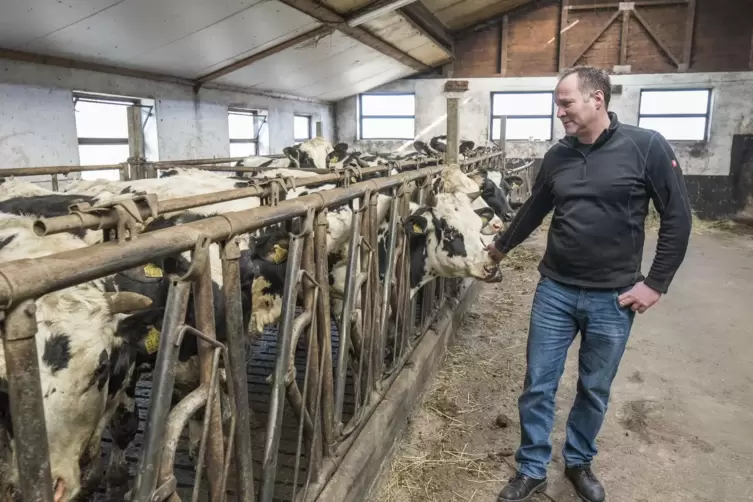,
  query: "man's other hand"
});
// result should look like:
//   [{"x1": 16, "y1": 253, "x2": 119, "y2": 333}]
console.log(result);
[
  {"x1": 486, "y1": 242, "x2": 506, "y2": 263},
  {"x1": 618, "y1": 282, "x2": 661, "y2": 313}
]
